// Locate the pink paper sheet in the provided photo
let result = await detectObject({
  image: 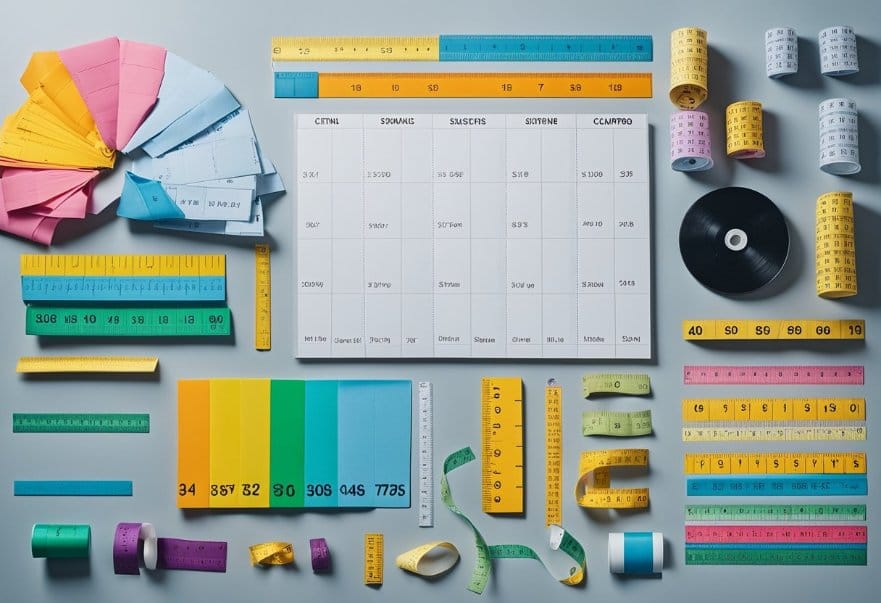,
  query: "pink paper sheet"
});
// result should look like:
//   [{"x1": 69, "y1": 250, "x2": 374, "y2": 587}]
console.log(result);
[
  {"x1": 0, "y1": 185, "x2": 61, "y2": 245},
  {"x1": 59, "y1": 37, "x2": 121, "y2": 149},
  {"x1": 1, "y1": 167, "x2": 98, "y2": 211},
  {"x1": 116, "y1": 40, "x2": 166, "y2": 149}
]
